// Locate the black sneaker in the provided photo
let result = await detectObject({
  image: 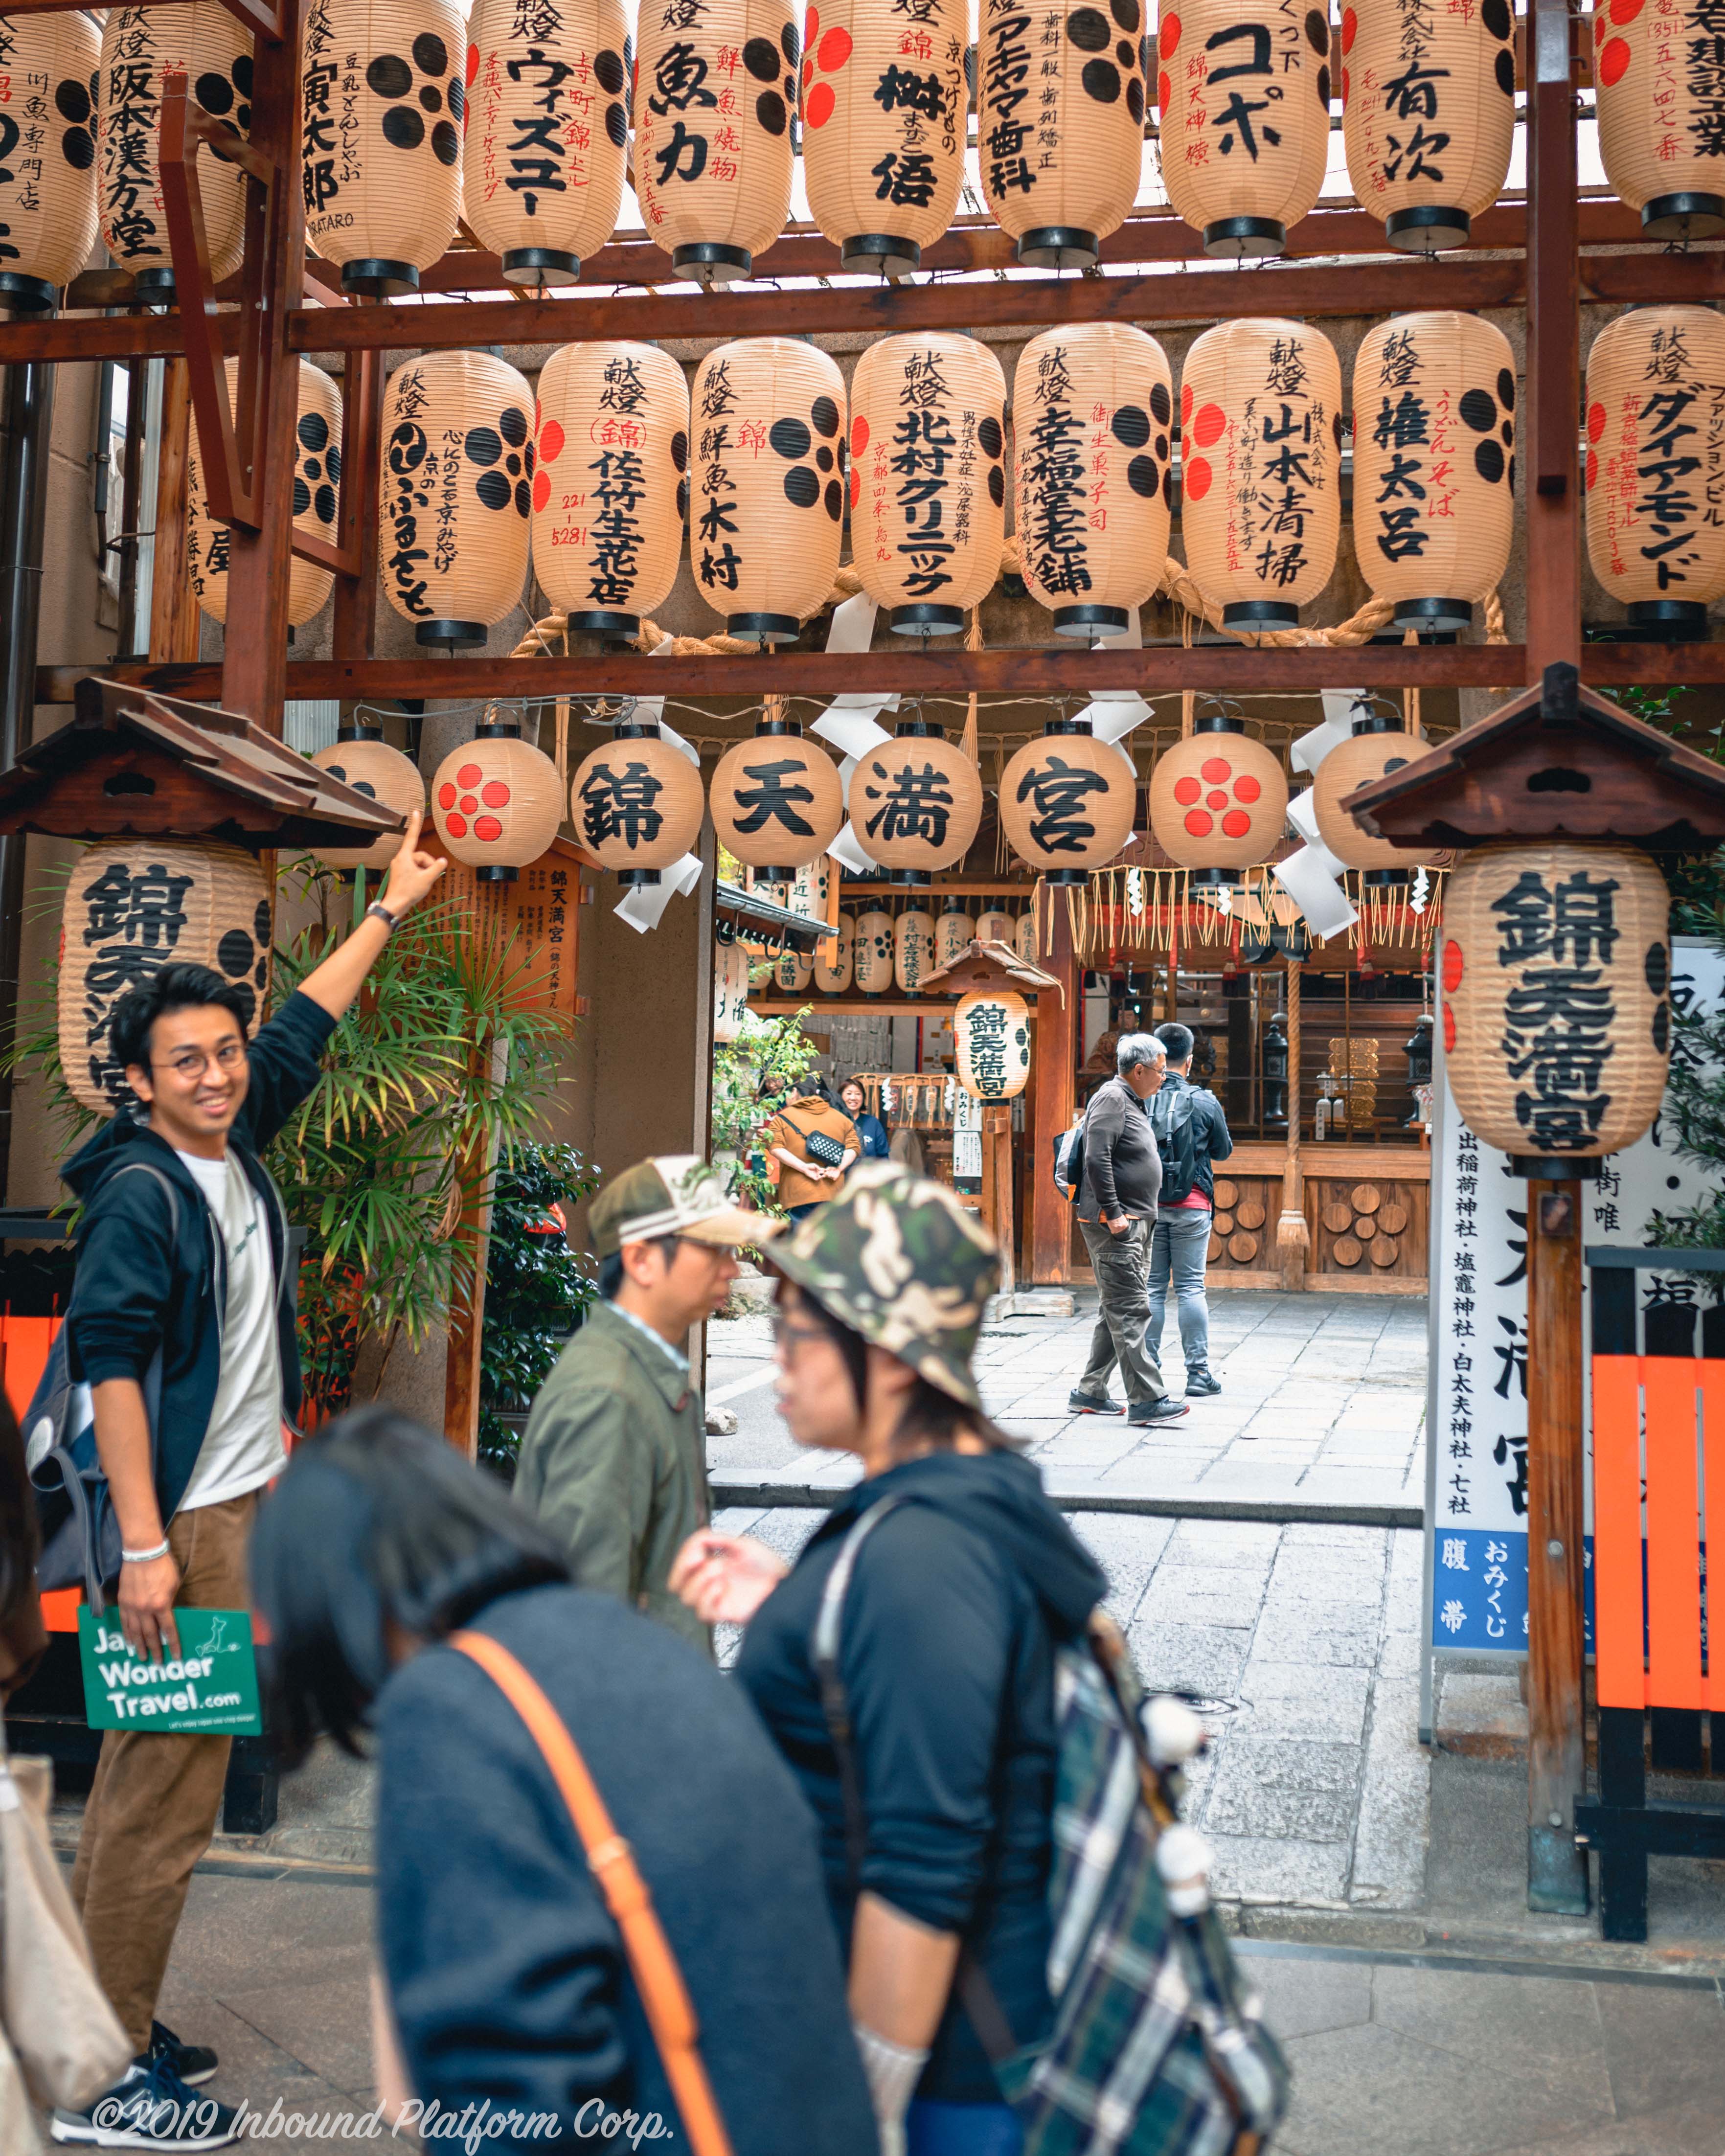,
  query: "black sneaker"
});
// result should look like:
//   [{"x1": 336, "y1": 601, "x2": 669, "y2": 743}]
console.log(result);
[
  {"x1": 149, "y1": 2024, "x2": 217, "y2": 2089},
  {"x1": 1185, "y1": 1370, "x2": 1223, "y2": 1398},
  {"x1": 1128, "y1": 1398, "x2": 1190, "y2": 1425},
  {"x1": 1067, "y1": 1390, "x2": 1124, "y2": 1415},
  {"x1": 51, "y1": 2056, "x2": 239, "y2": 2150}
]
